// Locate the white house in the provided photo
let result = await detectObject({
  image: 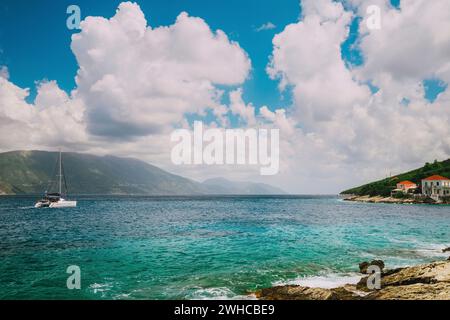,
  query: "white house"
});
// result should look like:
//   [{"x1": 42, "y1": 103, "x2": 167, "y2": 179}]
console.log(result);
[
  {"x1": 391, "y1": 180, "x2": 417, "y2": 196},
  {"x1": 421, "y1": 175, "x2": 450, "y2": 201},
  {"x1": 396, "y1": 180, "x2": 417, "y2": 193}
]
